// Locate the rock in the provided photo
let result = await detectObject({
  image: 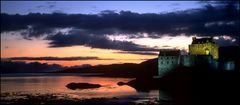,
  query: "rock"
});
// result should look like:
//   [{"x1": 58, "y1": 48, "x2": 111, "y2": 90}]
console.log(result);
[
  {"x1": 117, "y1": 82, "x2": 126, "y2": 86},
  {"x1": 66, "y1": 82, "x2": 101, "y2": 90}
]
